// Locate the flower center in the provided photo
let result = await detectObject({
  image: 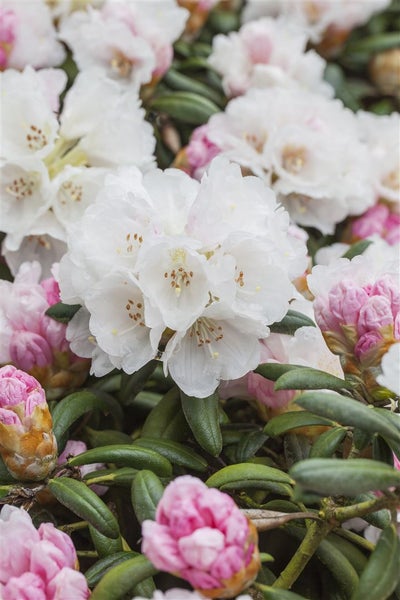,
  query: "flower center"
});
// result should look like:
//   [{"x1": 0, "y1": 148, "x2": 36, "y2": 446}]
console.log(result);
[
  {"x1": 382, "y1": 169, "x2": 399, "y2": 192},
  {"x1": 125, "y1": 297, "x2": 145, "y2": 327},
  {"x1": 164, "y1": 249, "x2": 194, "y2": 297},
  {"x1": 59, "y1": 181, "x2": 83, "y2": 204},
  {"x1": 110, "y1": 50, "x2": 134, "y2": 78},
  {"x1": 282, "y1": 145, "x2": 307, "y2": 174},
  {"x1": 6, "y1": 174, "x2": 39, "y2": 201},
  {"x1": 26, "y1": 125, "x2": 48, "y2": 152},
  {"x1": 190, "y1": 317, "x2": 224, "y2": 357}
]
